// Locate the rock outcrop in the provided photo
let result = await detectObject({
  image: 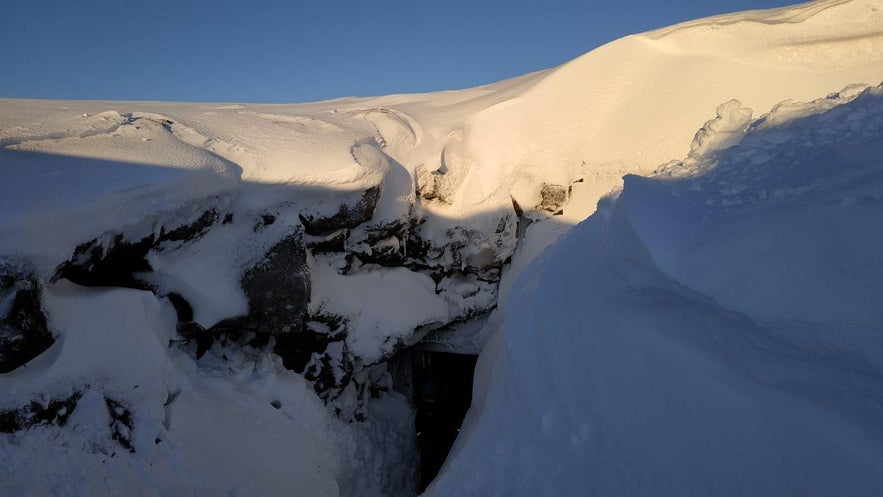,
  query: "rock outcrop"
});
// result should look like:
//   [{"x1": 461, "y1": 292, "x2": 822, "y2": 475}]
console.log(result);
[{"x1": 0, "y1": 264, "x2": 54, "y2": 373}]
